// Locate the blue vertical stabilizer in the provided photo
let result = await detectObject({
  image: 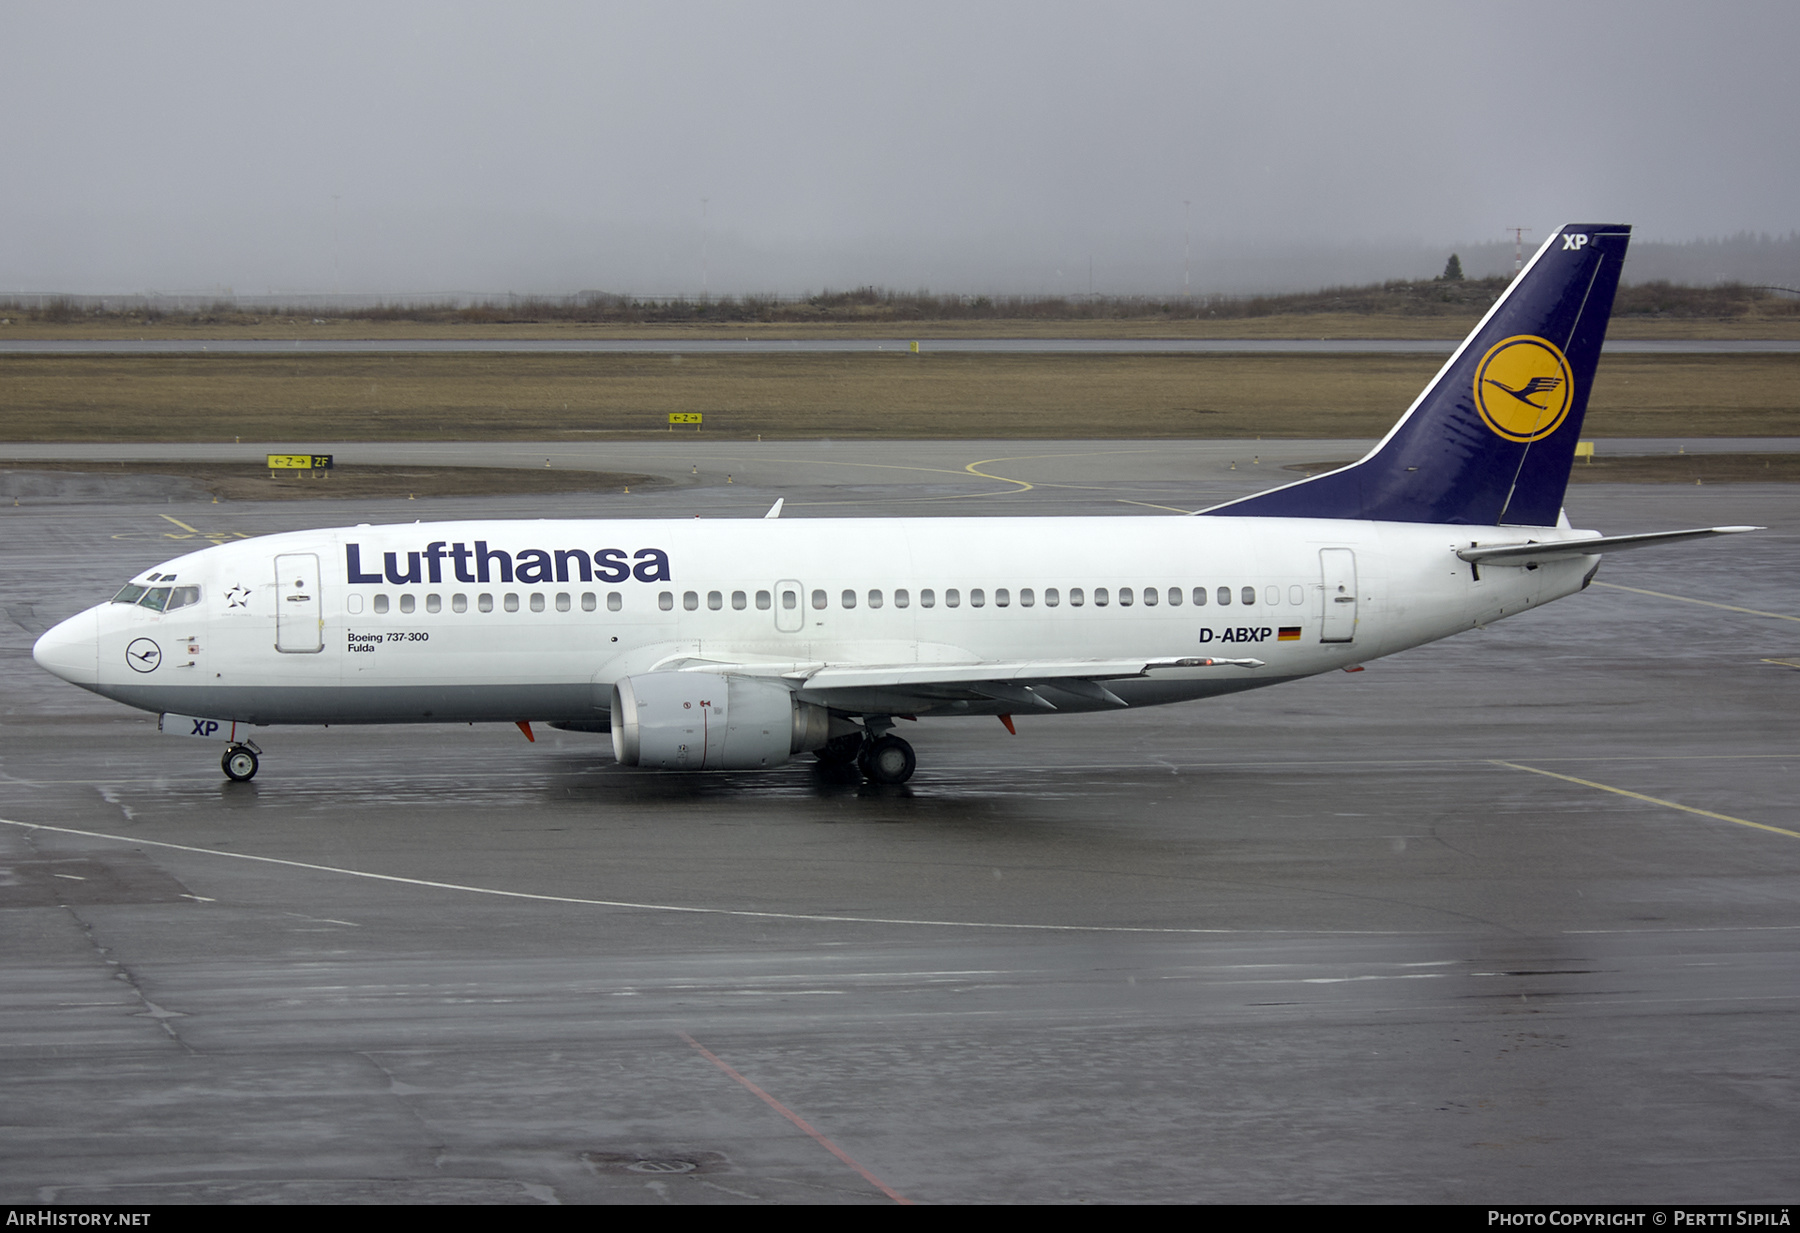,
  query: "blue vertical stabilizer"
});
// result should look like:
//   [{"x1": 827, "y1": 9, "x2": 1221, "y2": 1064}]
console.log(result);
[{"x1": 1198, "y1": 224, "x2": 1630, "y2": 526}]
